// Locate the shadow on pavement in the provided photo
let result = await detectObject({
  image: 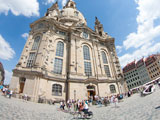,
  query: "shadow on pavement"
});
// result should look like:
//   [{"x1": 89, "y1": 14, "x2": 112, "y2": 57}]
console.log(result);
[{"x1": 155, "y1": 106, "x2": 160, "y2": 109}]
